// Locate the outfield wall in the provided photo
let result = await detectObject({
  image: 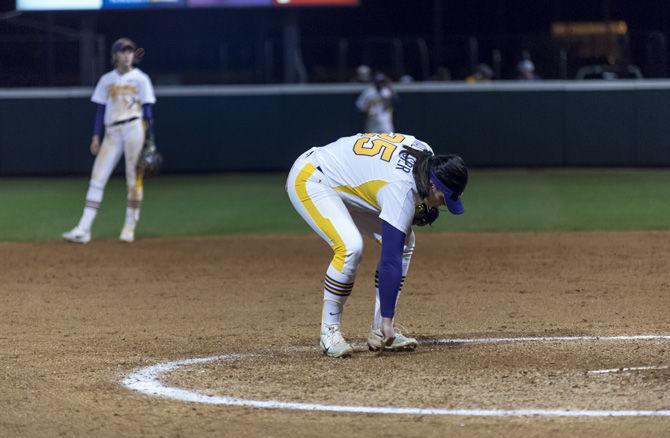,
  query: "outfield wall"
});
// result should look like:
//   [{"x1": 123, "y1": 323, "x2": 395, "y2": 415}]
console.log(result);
[{"x1": 1, "y1": 81, "x2": 670, "y2": 175}]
